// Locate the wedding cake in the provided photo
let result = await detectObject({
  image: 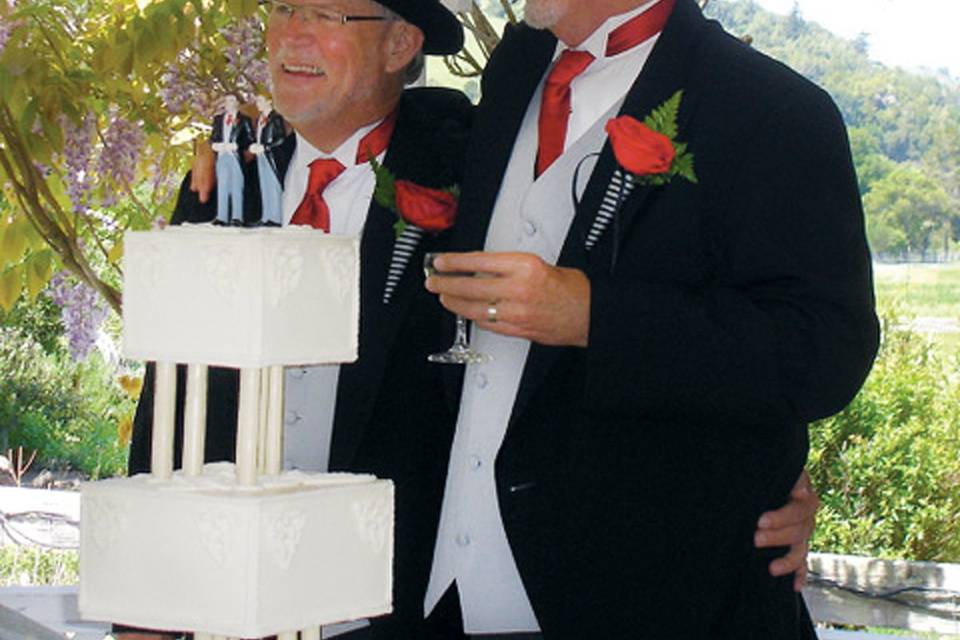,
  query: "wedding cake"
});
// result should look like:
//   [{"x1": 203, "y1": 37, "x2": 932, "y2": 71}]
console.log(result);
[{"x1": 79, "y1": 226, "x2": 394, "y2": 638}]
